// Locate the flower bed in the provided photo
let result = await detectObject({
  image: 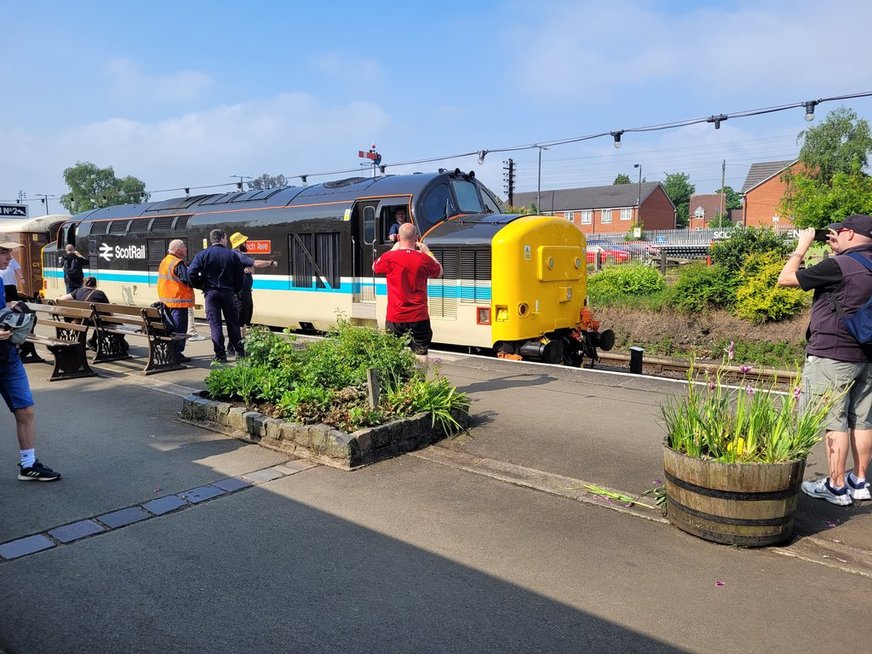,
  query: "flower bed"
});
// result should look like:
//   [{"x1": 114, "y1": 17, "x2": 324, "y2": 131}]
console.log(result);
[{"x1": 180, "y1": 393, "x2": 468, "y2": 469}]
